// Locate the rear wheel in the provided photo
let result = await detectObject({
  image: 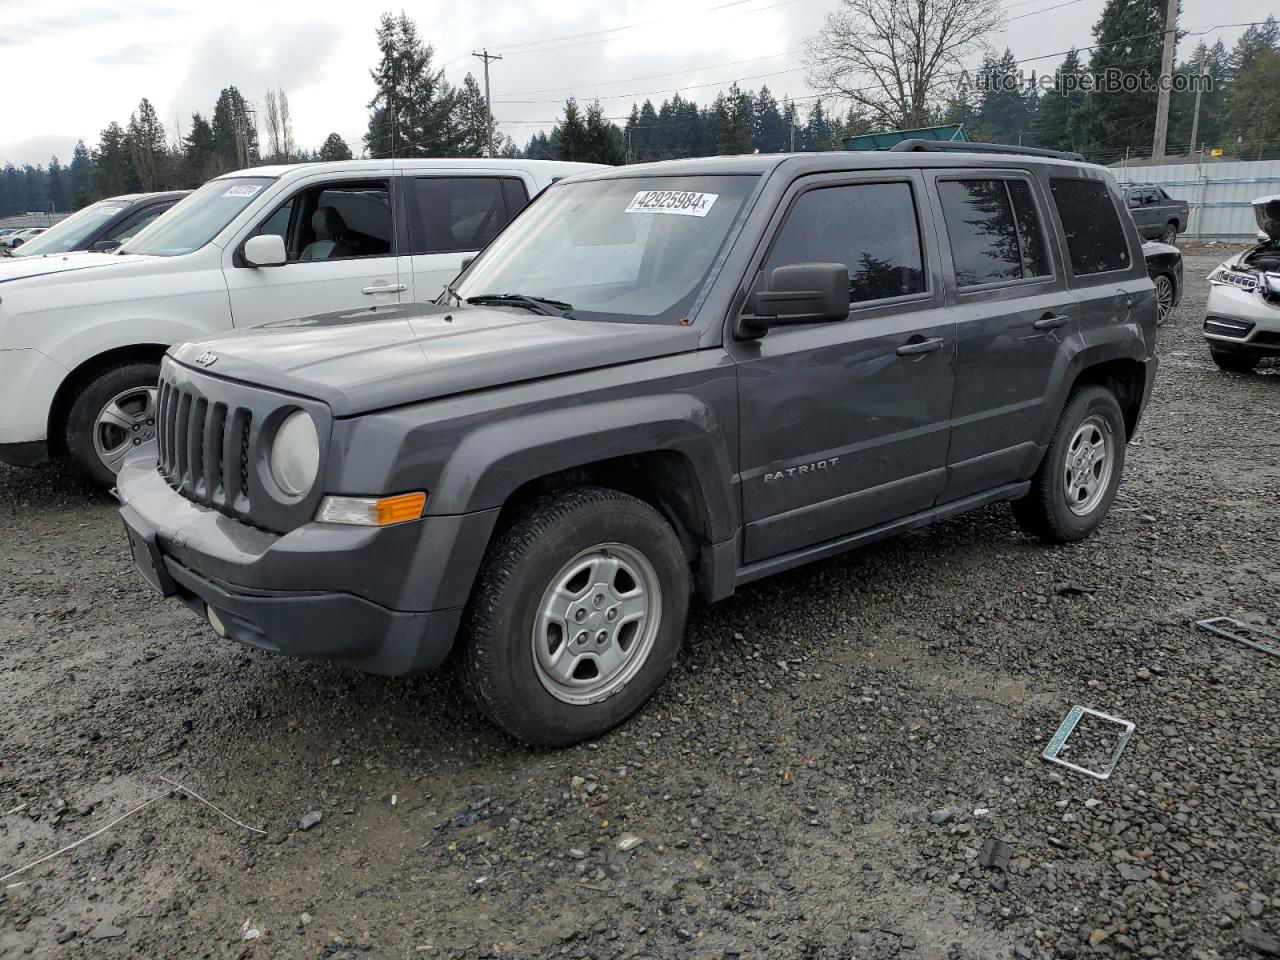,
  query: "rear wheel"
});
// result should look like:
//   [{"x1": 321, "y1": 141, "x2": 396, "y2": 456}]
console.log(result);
[
  {"x1": 1209, "y1": 346, "x2": 1258, "y2": 373},
  {"x1": 1161, "y1": 222, "x2": 1177, "y2": 245},
  {"x1": 64, "y1": 362, "x2": 161, "y2": 486},
  {"x1": 1154, "y1": 274, "x2": 1175, "y2": 325},
  {"x1": 460, "y1": 486, "x2": 690, "y2": 747},
  {"x1": 1012, "y1": 386, "x2": 1126, "y2": 543}
]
